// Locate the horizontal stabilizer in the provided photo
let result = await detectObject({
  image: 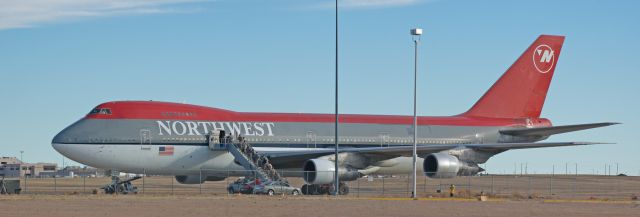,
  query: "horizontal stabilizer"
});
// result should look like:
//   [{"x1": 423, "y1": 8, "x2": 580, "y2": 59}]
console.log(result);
[{"x1": 500, "y1": 122, "x2": 619, "y2": 137}]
